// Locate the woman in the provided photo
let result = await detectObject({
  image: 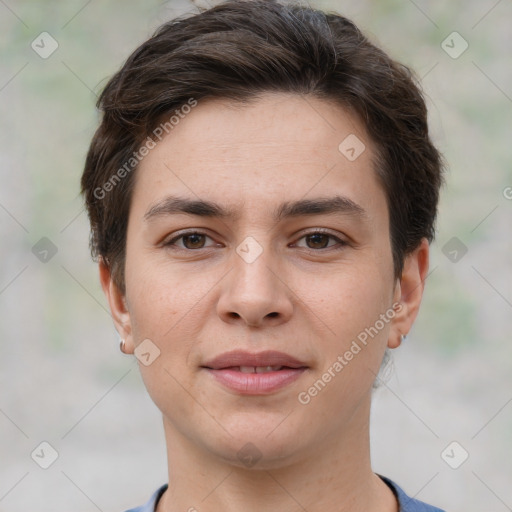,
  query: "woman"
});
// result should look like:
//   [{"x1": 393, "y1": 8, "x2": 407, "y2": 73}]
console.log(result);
[{"x1": 81, "y1": 1, "x2": 446, "y2": 510}]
